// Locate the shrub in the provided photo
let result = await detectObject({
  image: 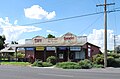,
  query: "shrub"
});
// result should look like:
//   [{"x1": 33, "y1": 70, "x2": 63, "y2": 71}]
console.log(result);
[
  {"x1": 78, "y1": 59, "x2": 92, "y2": 69},
  {"x1": 32, "y1": 60, "x2": 43, "y2": 67},
  {"x1": 56, "y1": 62, "x2": 80, "y2": 69},
  {"x1": 17, "y1": 53, "x2": 25, "y2": 58},
  {"x1": 93, "y1": 54, "x2": 104, "y2": 65},
  {"x1": 47, "y1": 56, "x2": 56, "y2": 65},
  {"x1": 107, "y1": 57, "x2": 120, "y2": 67},
  {"x1": 32, "y1": 60, "x2": 53, "y2": 67},
  {"x1": 108, "y1": 53, "x2": 120, "y2": 58},
  {"x1": 93, "y1": 53, "x2": 120, "y2": 67},
  {"x1": 42, "y1": 62, "x2": 53, "y2": 67}
]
